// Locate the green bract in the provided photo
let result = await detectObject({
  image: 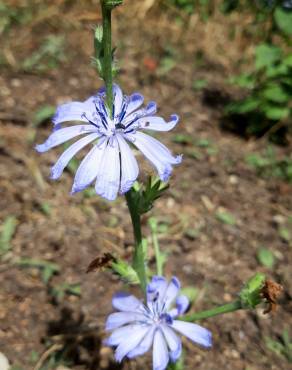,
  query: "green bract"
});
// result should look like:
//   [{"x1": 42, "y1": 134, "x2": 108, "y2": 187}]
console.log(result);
[{"x1": 239, "y1": 273, "x2": 266, "y2": 309}]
